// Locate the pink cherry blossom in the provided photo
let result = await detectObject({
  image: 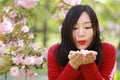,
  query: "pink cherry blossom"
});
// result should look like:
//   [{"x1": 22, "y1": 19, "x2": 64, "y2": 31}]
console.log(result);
[
  {"x1": 56, "y1": 2, "x2": 65, "y2": 7},
  {"x1": 34, "y1": 56, "x2": 43, "y2": 65},
  {"x1": 21, "y1": 25, "x2": 29, "y2": 33},
  {"x1": 5, "y1": 41, "x2": 17, "y2": 49},
  {"x1": 14, "y1": 0, "x2": 21, "y2": 7},
  {"x1": 0, "y1": 18, "x2": 13, "y2": 34},
  {"x1": 9, "y1": 10, "x2": 17, "y2": 18},
  {"x1": 17, "y1": 39, "x2": 24, "y2": 47},
  {"x1": 52, "y1": 13, "x2": 60, "y2": 19},
  {"x1": 10, "y1": 18, "x2": 16, "y2": 24},
  {"x1": 61, "y1": 8, "x2": 69, "y2": 18},
  {"x1": 18, "y1": 0, "x2": 39, "y2": 9},
  {"x1": 10, "y1": 66, "x2": 20, "y2": 77},
  {"x1": 40, "y1": 48, "x2": 48, "y2": 59},
  {"x1": 29, "y1": 43, "x2": 38, "y2": 50},
  {"x1": 23, "y1": 56, "x2": 35, "y2": 65},
  {"x1": 3, "y1": 6, "x2": 11, "y2": 13},
  {"x1": 63, "y1": 0, "x2": 81, "y2": 6},
  {"x1": 20, "y1": 68, "x2": 37, "y2": 78},
  {"x1": 80, "y1": 49, "x2": 88, "y2": 56},
  {"x1": 12, "y1": 55, "x2": 23, "y2": 65},
  {"x1": 108, "y1": 21, "x2": 120, "y2": 32}
]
